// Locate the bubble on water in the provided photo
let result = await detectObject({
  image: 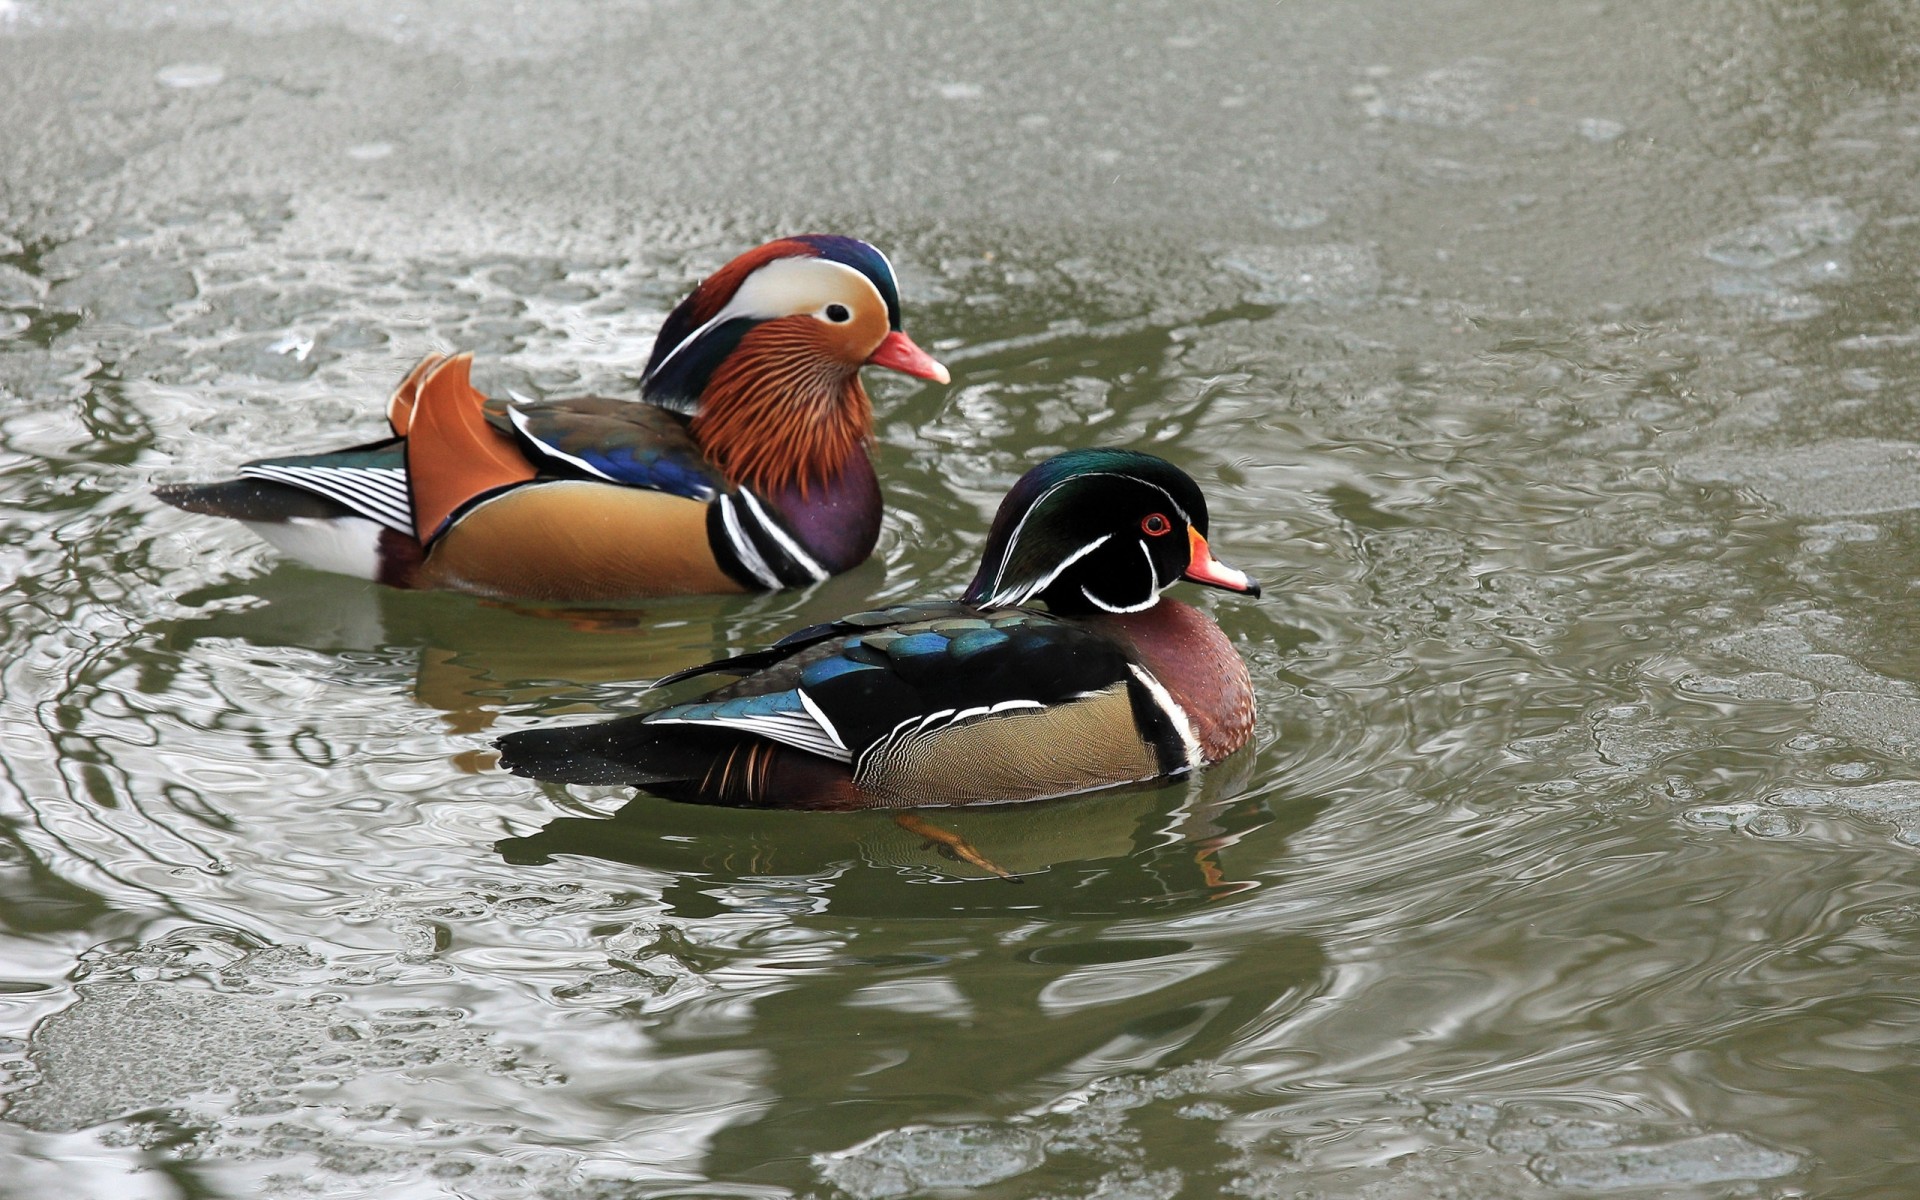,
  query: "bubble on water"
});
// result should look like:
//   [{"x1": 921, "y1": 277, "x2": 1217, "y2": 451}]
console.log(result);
[
  {"x1": 1677, "y1": 440, "x2": 1920, "y2": 518},
  {"x1": 1578, "y1": 117, "x2": 1627, "y2": 143},
  {"x1": 47, "y1": 259, "x2": 198, "y2": 328},
  {"x1": 1684, "y1": 803, "x2": 1800, "y2": 838},
  {"x1": 1078, "y1": 1167, "x2": 1186, "y2": 1199},
  {"x1": 937, "y1": 82, "x2": 986, "y2": 101},
  {"x1": 155, "y1": 62, "x2": 225, "y2": 89},
  {"x1": 1706, "y1": 624, "x2": 1904, "y2": 695},
  {"x1": 1674, "y1": 671, "x2": 1816, "y2": 703},
  {"x1": 1420, "y1": 1101, "x2": 1802, "y2": 1193},
  {"x1": 817, "y1": 1124, "x2": 1047, "y2": 1198},
  {"x1": 345, "y1": 141, "x2": 395, "y2": 161},
  {"x1": 5, "y1": 980, "x2": 501, "y2": 1131},
  {"x1": 1702, "y1": 198, "x2": 1859, "y2": 269},
  {"x1": 1589, "y1": 704, "x2": 1707, "y2": 771}
]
